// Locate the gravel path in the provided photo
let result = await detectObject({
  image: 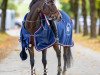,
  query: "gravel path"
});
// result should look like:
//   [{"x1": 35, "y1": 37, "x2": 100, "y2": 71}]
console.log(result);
[
  {"x1": 0, "y1": 28, "x2": 100, "y2": 75},
  {"x1": 0, "y1": 44, "x2": 100, "y2": 75}
]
